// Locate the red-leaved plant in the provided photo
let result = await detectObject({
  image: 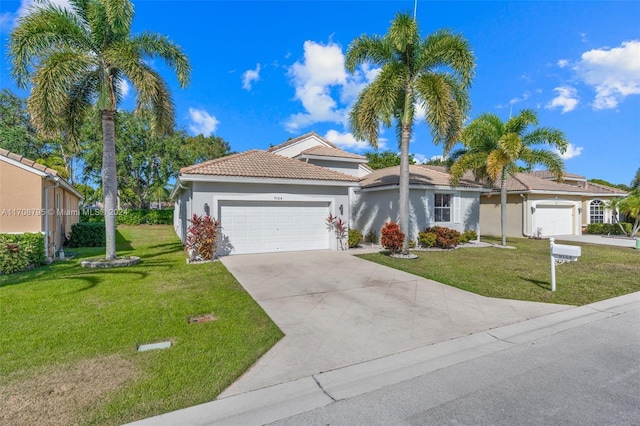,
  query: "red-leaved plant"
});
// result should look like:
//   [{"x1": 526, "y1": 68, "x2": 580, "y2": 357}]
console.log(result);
[
  {"x1": 380, "y1": 222, "x2": 405, "y2": 254},
  {"x1": 185, "y1": 214, "x2": 220, "y2": 261},
  {"x1": 326, "y1": 214, "x2": 348, "y2": 250}
]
